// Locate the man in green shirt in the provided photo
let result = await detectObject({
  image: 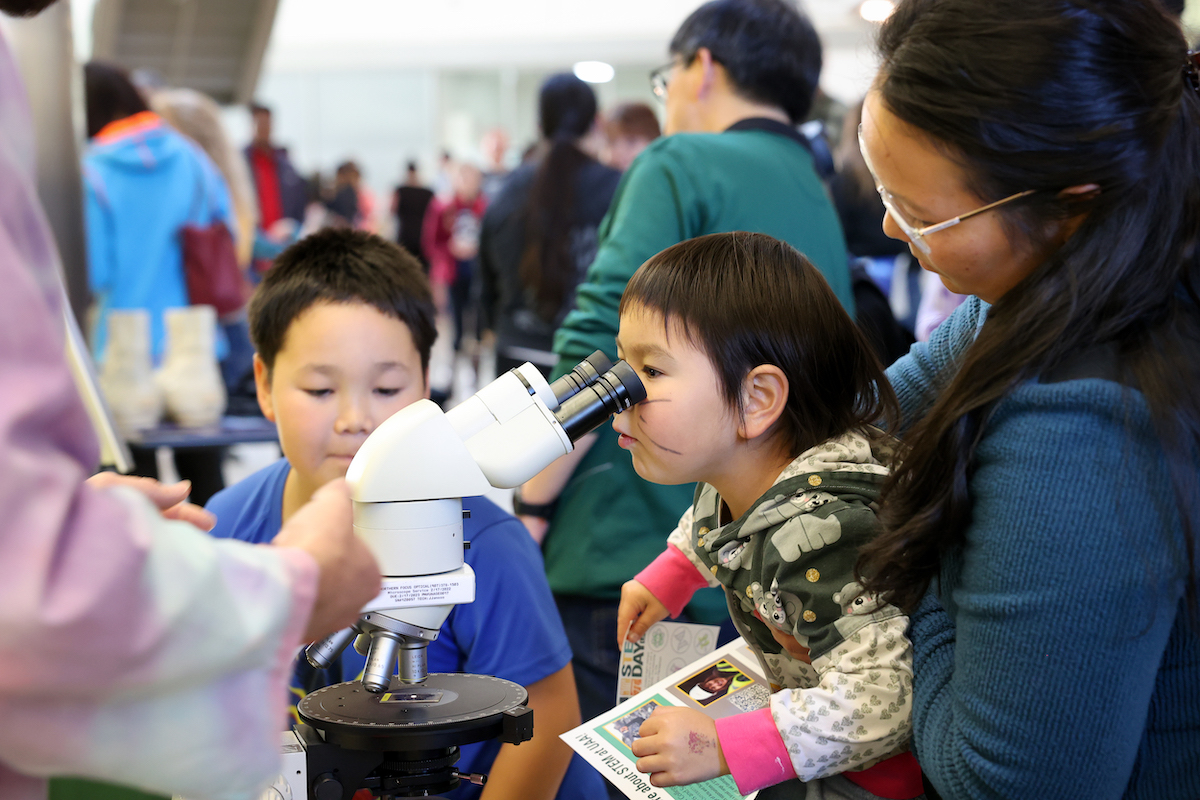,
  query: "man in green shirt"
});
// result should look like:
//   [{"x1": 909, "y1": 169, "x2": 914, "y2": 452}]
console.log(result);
[{"x1": 516, "y1": 0, "x2": 851, "y2": 735}]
